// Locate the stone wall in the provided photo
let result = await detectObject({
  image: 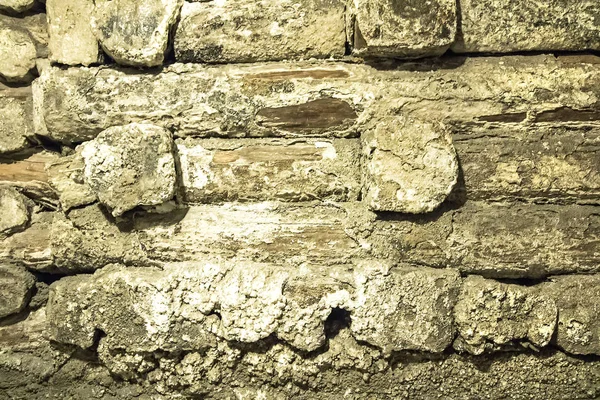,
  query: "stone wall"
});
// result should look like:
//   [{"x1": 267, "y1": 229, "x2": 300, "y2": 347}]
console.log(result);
[{"x1": 1, "y1": 0, "x2": 600, "y2": 399}]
